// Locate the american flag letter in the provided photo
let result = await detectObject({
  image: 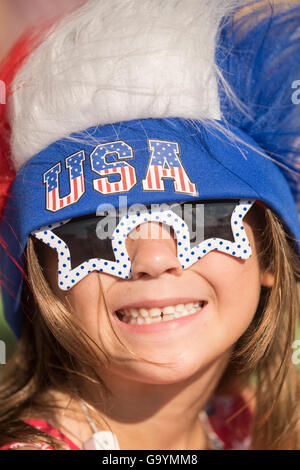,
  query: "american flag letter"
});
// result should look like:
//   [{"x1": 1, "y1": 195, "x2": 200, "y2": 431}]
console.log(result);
[
  {"x1": 142, "y1": 140, "x2": 197, "y2": 196},
  {"x1": 43, "y1": 150, "x2": 86, "y2": 212},
  {"x1": 90, "y1": 141, "x2": 137, "y2": 195}
]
